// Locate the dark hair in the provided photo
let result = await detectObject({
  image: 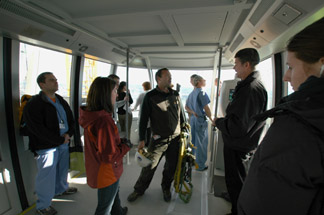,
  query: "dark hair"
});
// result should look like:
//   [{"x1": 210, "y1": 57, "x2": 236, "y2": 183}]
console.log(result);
[
  {"x1": 37, "y1": 72, "x2": 53, "y2": 87},
  {"x1": 142, "y1": 81, "x2": 151, "y2": 91},
  {"x1": 155, "y1": 68, "x2": 169, "y2": 82},
  {"x1": 108, "y1": 74, "x2": 120, "y2": 80},
  {"x1": 86, "y1": 77, "x2": 116, "y2": 113},
  {"x1": 117, "y1": 81, "x2": 127, "y2": 96},
  {"x1": 287, "y1": 17, "x2": 324, "y2": 64},
  {"x1": 234, "y1": 48, "x2": 260, "y2": 70}
]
